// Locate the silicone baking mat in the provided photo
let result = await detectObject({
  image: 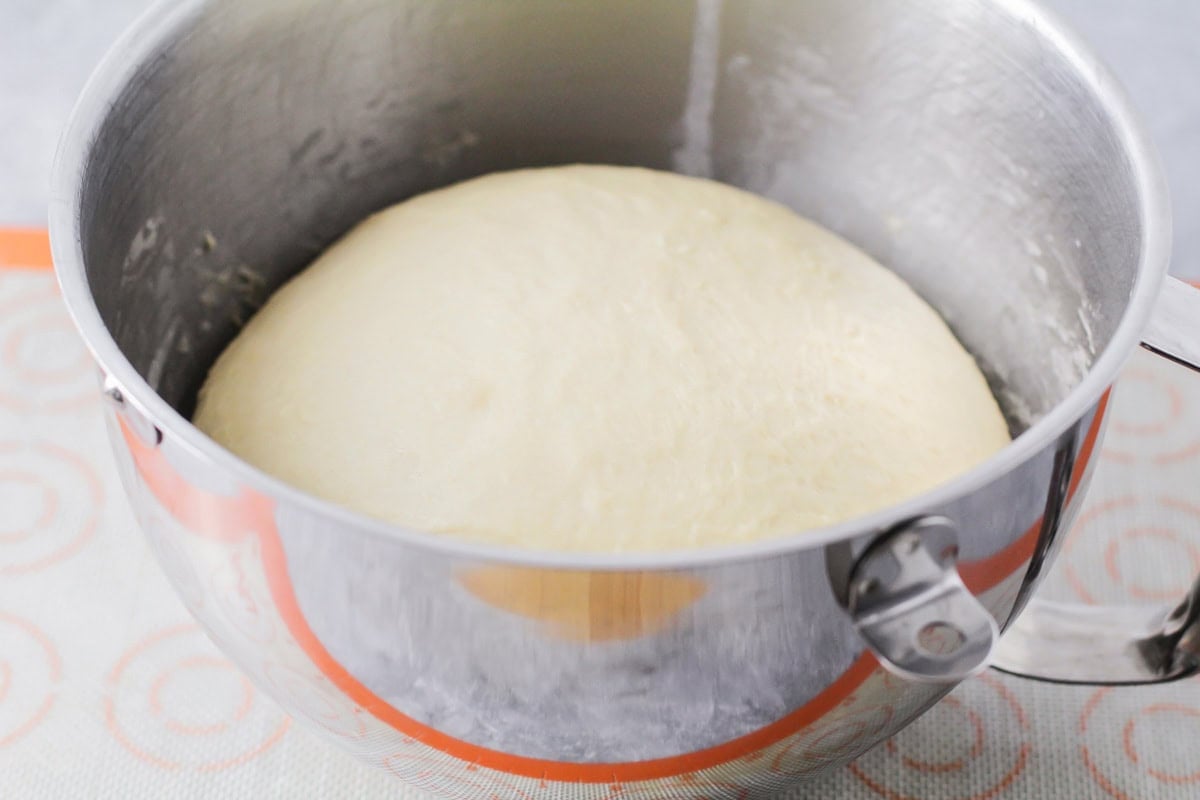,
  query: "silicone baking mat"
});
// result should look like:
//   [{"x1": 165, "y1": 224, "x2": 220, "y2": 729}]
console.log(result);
[{"x1": 2, "y1": 228, "x2": 1198, "y2": 798}]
